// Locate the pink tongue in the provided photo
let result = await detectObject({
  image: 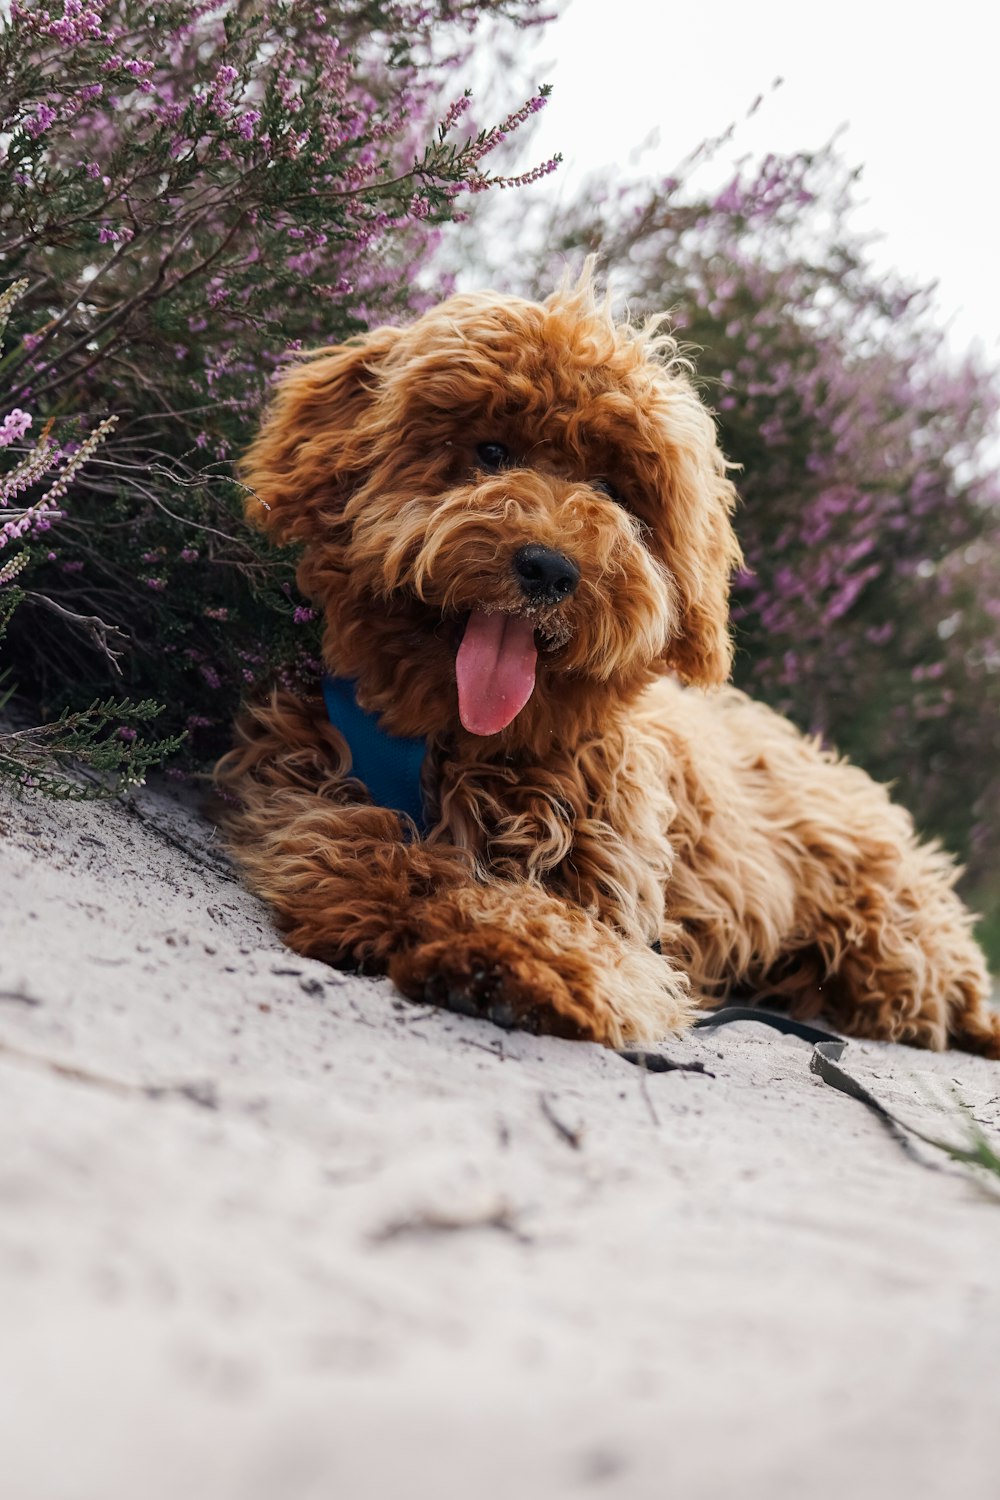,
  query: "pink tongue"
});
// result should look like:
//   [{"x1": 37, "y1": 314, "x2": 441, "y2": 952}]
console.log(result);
[{"x1": 456, "y1": 610, "x2": 538, "y2": 735}]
